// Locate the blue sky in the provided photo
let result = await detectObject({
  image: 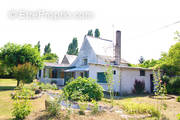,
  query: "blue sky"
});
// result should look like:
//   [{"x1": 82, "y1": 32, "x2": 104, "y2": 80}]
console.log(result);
[{"x1": 0, "y1": 0, "x2": 179, "y2": 63}]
